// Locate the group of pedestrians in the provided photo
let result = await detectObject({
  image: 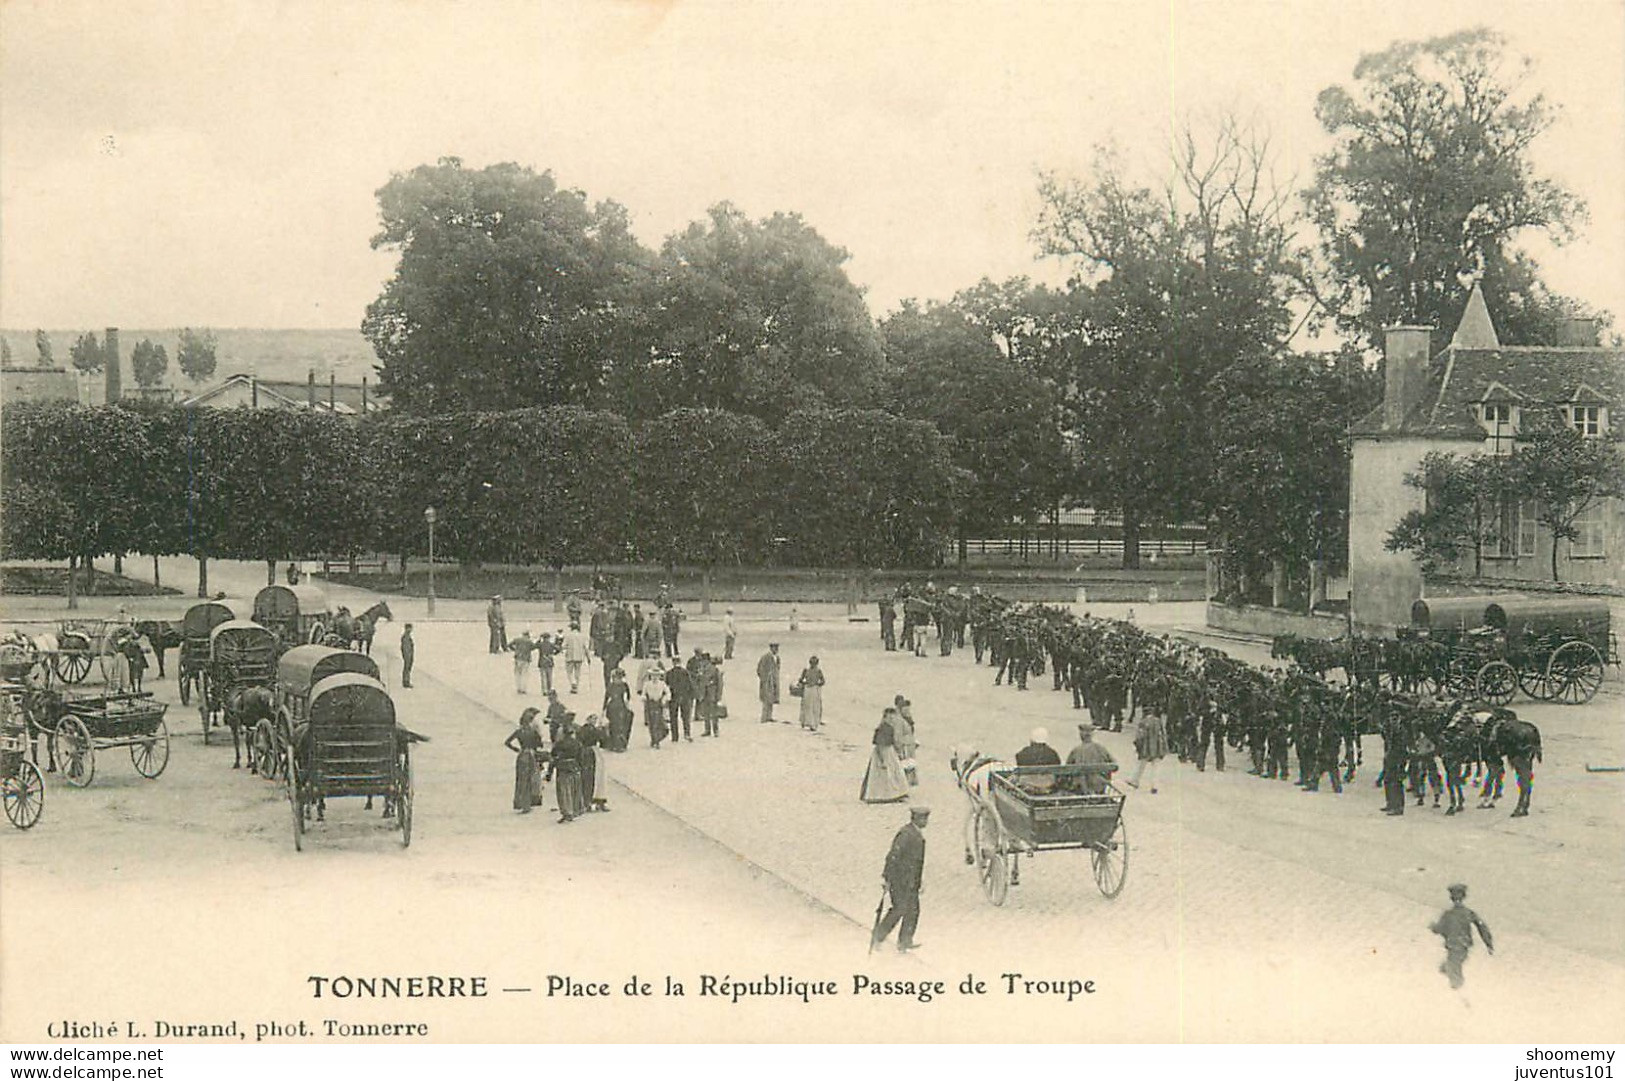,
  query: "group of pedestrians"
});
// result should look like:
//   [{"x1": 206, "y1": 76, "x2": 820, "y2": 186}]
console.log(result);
[{"x1": 504, "y1": 704, "x2": 611, "y2": 824}]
